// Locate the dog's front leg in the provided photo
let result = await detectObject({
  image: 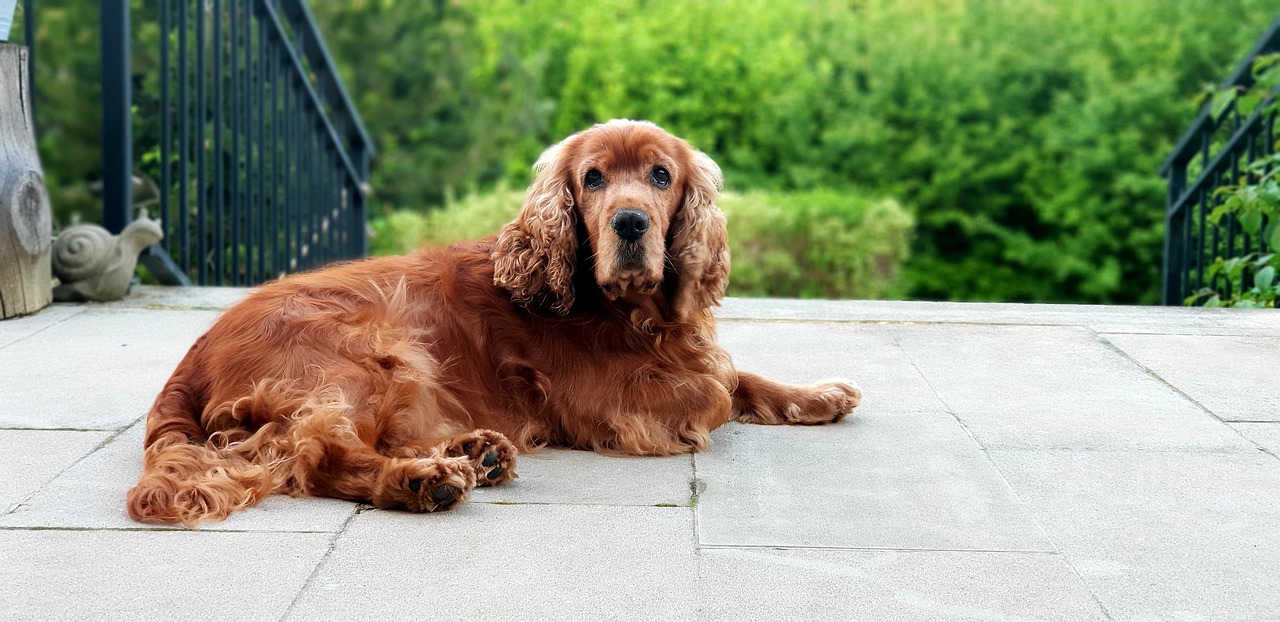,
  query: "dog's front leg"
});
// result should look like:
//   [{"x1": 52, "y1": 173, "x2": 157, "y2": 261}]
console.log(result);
[{"x1": 731, "y1": 371, "x2": 861, "y2": 425}]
